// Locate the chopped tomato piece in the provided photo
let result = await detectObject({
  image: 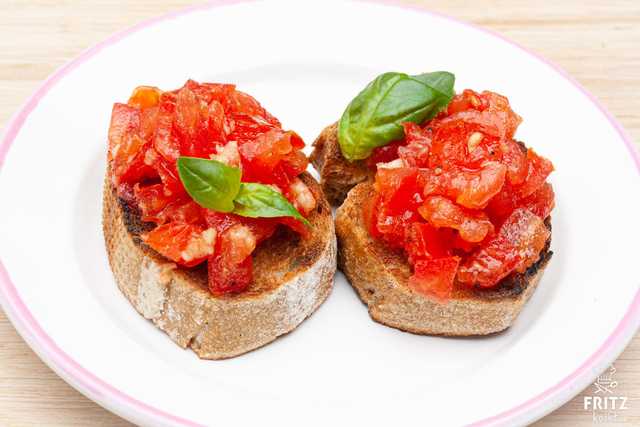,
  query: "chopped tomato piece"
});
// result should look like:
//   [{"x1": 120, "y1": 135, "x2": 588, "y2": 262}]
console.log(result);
[
  {"x1": 397, "y1": 122, "x2": 432, "y2": 167},
  {"x1": 157, "y1": 201, "x2": 204, "y2": 225},
  {"x1": 208, "y1": 253, "x2": 252, "y2": 295},
  {"x1": 446, "y1": 89, "x2": 485, "y2": 114},
  {"x1": 404, "y1": 222, "x2": 450, "y2": 264},
  {"x1": 520, "y1": 183, "x2": 555, "y2": 219},
  {"x1": 220, "y1": 224, "x2": 257, "y2": 265},
  {"x1": 238, "y1": 129, "x2": 296, "y2": 175},
  {"x1": 501, "y1": 139, "x2": 528, "y2": 185},
  {"x1": 207, "y1": 222, "x2": 257, "y2": 294},
  {"x1": 153, "y1": 92, "x2": 180, "y2": 161},
  {"x1": 408, "y1": 257, "x2": 460, "y2": 302},
  {"x1": 128, "y1": 86, "x2": 162, "y2": 109},
  {"x1": 243, "y1": 217, "x2": 278, "y2": 244},
  {"x1": 108, "y1": 104, "x2": 157, "y2": 185},
  {"x1": 281, "y1": 149, "x2": 309, "y2": 177},
  {"x1": 374, "y1": 167, "x2": 421, "y2": 214},
  {"x1": 517, "y1": 149, "x2": 554, "y2": 198},
  {"x1": 174, "y1": 86, "x2": 200, "y2": 139},
  {"x1": 142, "y1": 222, "x2": 215, "y2": 267},
  {"x1": 108, "y1": 103, "x2": 140, "y2": 162},
  {"x1": 440, "y1": 91, "x2": 521, "y2": 141},
  {"x1": 422, "y1": 161, "x2": 507, "y2": 210},
  {"x1": 368, "y1": 139, "x2": 406, "y2": 168},
  {"x1": 134, "y1": 183, "x2": 173, "y2": 222},
  {"x1": 140, "y1": 106, "x2": 159, "y2": 142},
  {"x1": 418, "y1": 196, "x2": 494, "y2": 243},
  {"x1": 457, "y1": 209, "x2": 549, "y2": 287}
]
